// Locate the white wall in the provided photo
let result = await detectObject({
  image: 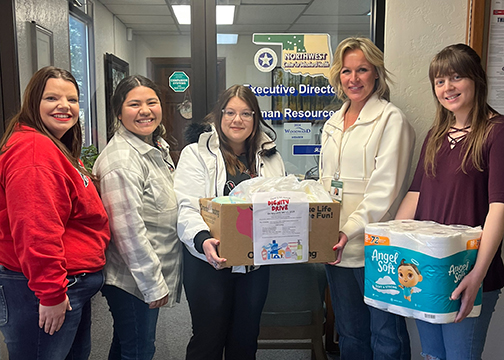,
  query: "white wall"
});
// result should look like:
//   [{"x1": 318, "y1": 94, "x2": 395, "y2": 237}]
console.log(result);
[
  {"x1": 93, "y1": 1, "x2": 138, "y2": 150},
  {"x1": 134, "y1": 36, "x2": 155, "y2": 77},
  {"x1": 385, "y1": 0, "x2": 467, "y2": 175},
  {"x1": 132, "y1": 33, "x2": 190, "y2": 83},
  {"x1": 385, "y1": 1, "x2": 504, "y2": 359}
]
